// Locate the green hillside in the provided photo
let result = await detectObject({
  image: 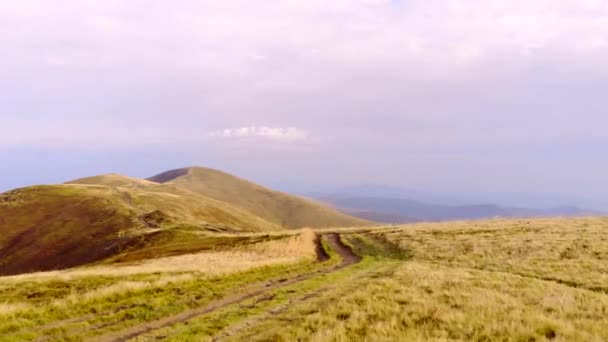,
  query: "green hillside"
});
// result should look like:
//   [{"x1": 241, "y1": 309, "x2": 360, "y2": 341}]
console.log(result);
[{"x1": 148, "y1": 167, "x2": 372, "y2": 229}]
